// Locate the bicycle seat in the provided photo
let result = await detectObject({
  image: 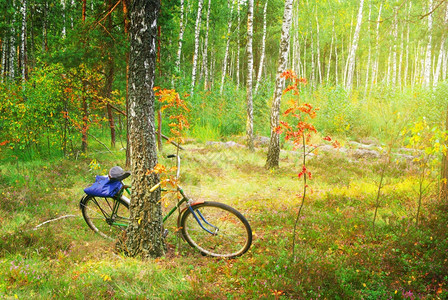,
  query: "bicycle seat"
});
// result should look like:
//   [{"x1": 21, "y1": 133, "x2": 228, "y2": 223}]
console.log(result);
[{"x1": 108, "y1": 166, "x2": 131, "y2": 181}]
